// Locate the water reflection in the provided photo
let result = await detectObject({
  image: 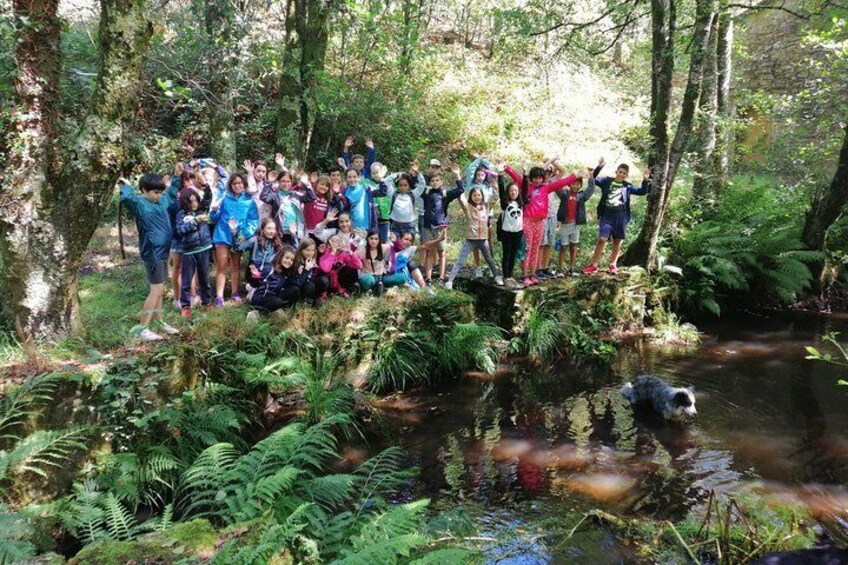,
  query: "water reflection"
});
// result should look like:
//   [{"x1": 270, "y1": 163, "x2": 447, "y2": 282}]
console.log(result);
[{"x1": 361, "y1": 315, "x2": 848, "y2": 560}]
